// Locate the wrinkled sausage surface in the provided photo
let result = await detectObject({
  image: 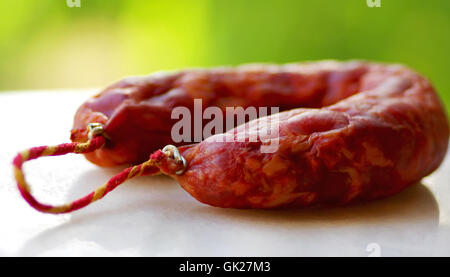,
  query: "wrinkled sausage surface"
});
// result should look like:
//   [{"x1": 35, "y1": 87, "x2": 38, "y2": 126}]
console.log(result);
[{"x1": 71, "y1": 61, "x2": 449, "y2": 208}]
